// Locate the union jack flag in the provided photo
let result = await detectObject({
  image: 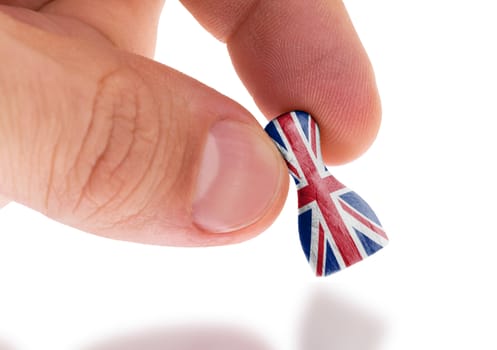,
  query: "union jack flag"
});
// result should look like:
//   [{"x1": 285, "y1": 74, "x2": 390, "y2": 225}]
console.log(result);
[{"x1": 265, "y1": 111, "x2": 388, "y2": 276}]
